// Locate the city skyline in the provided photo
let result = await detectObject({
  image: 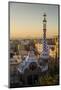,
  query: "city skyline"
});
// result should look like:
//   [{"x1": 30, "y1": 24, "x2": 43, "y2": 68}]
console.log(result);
[{"x1": 10, "y1": 3, "x2": 59, "y2": 39}]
